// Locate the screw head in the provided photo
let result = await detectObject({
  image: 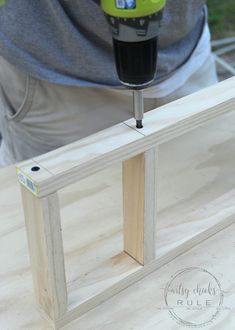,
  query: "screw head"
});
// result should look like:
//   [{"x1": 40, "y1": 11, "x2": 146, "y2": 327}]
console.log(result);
[{"x1": 31, "y1": 166, "x2": 40, "y2": 172}]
